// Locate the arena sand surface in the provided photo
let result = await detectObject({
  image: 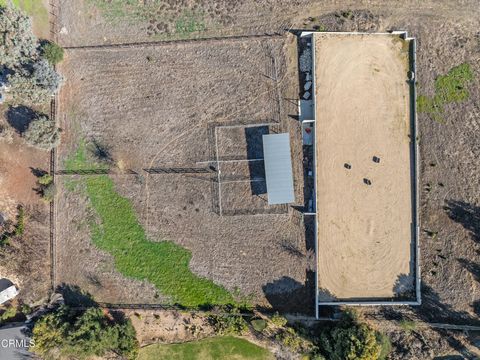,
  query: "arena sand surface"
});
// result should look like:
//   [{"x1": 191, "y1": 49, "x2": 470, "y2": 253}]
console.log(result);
[{"x1": 314, "y1": 33, "x2": 414, "y2": 300}]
